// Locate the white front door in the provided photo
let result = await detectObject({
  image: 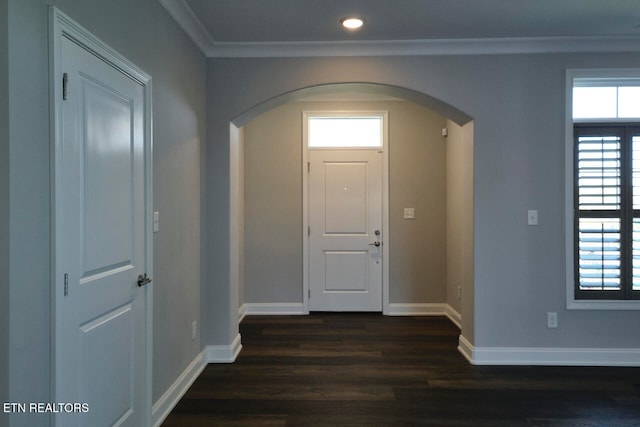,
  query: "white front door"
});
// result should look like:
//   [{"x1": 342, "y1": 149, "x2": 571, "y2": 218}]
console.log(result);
[
  {"x1": 308, "y1": 149, "x2": 383, "y2": 311},
  {"x1": 53, "y1": 18, "x2": 150, "y2": 426}
]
